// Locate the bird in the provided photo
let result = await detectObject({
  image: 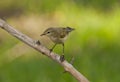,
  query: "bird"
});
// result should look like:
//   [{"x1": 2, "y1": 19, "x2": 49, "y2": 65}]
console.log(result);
[{"x1": 41, "y1": 27, "x2": 74, "y2": 62}]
